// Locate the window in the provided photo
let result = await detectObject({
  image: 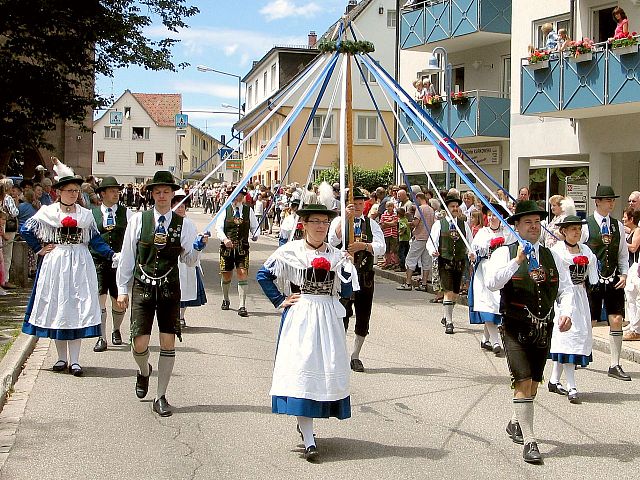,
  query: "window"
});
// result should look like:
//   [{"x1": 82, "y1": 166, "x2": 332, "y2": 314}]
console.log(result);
[
  {"x1": 136, "y1": 152, "x2": 144, "y2": 165},
  {"x1": 97, "y1": 151, "x2": 105, "y2": 163},
  {"x1": 155, "y1": 153, "x2": 163, "y2": 166},
  {"x1": 135, "y1": 177, "x2": 145, "y2": 184},
  {"x1": 247, "y1": 86, "x2": 253, "y2": 108},
  {"x1": 502, "y1": 56, "x2": 511, "y2": 97},
  {"x1": 192, "y1": 134, "x2": 198, "y2": 146},
  {"x1": 263, "y1": 71, "x2": 267, "y2": 96},
  {"x1": 104, "y1": 126, "x2": 122, "y2": 139},
  {"x1": 271, "y1": 64, "x2": 277, "y2": 90},
  {"x1": 533, "y1": 15, "x2": 569, "y2": 49},
  {"x1": 357, "y1": 115, "x2": 378, "y2": 142},
  {"x1": 360, "y1": 67, "x2": 377, "y2": 84},
  {"x1": 254, "y1": 79, "x2": 258, "y2": 104},
  {"x1": 202, "y1": 139, "x2": 207, "y2": 150},
  {"x1": 387, "y1": 10, "x2": 396, "y2": 28},
  {"x1": 132, "y1": 127, "x2": 149, "y2": 140},
  {"x1": 311, "y1": 114, "x2": 333, "y2": 141}
]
